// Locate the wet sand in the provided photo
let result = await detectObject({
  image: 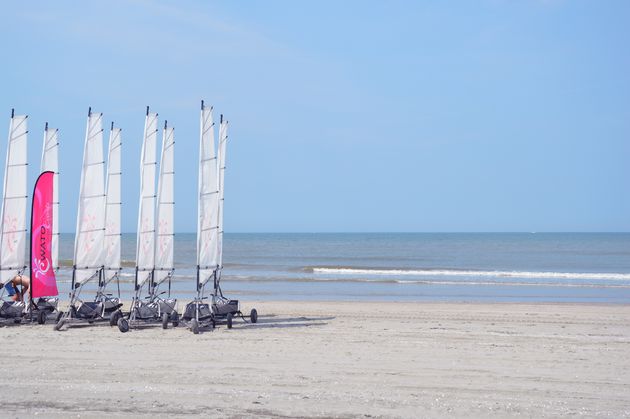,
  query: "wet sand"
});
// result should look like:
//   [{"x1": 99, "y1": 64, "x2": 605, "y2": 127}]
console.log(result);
[{"x1": 1, "y1": 301, "x2": 629, "y2": 418}]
